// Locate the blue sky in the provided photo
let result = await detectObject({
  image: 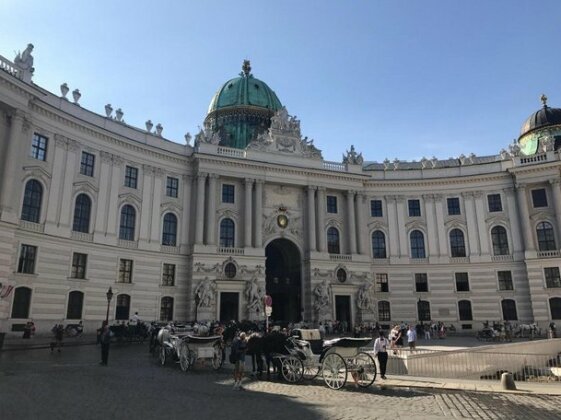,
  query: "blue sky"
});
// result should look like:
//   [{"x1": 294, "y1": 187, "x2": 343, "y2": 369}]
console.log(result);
[{"x1": 2, "y1": 1, "x2": 561, "y2": 162}]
